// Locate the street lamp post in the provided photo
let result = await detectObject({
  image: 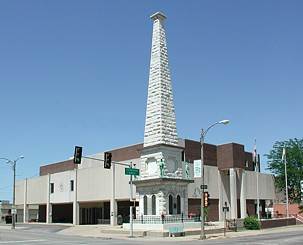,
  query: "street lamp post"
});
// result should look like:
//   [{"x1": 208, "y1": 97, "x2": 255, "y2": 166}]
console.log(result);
[
  {"x1": 200, "y1": 120, "x2": 229, "y2": 240},
  {"x1": 0, "y1": 156, "x2": 24, "y2": 229}
]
